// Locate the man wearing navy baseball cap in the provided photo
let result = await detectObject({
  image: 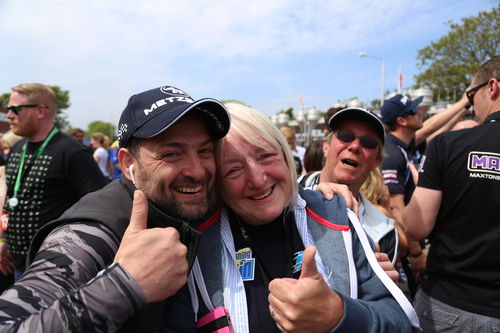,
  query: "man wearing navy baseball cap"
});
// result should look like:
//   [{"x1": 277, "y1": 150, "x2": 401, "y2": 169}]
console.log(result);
[
  {"x1": 0, "y1": 85, "x2": 231, "y2": 331},
  {"x1": 380, "y1": 93, "x2": 427, "y2": 299},
  {"x1": 117, "y1": 85, "x2": 229, "y2": 148},
  {"x1": 381, "y1": 94, "x2": 424, "y2": 125}
]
